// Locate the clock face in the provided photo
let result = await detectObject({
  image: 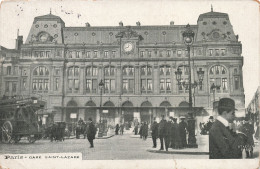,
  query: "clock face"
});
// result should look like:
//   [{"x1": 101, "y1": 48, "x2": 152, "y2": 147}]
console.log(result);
[
  {"x1": 123, "y1": 42, "x2": 134, "y2": 52},
  {"x1": 39, "y1": 33, "x2": 49, "y2": 42}
]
